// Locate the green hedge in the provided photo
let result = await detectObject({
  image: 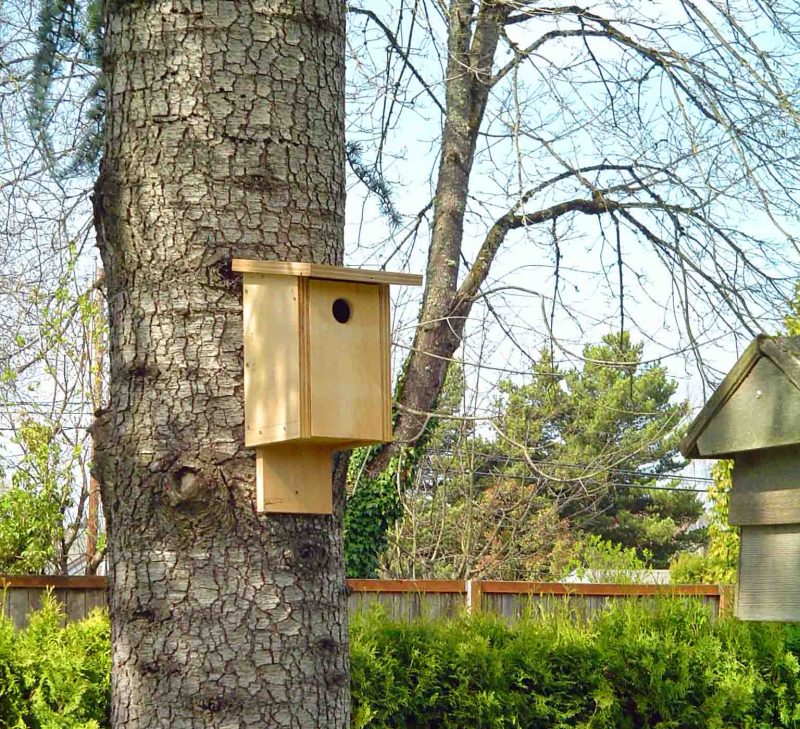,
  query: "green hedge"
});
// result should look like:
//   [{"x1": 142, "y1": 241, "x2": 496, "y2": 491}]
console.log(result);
[
  {"x1": 351, "y1": 600, "x2": 800, "y2": 728},
  {"x1": 0, "y1": 593, "x2": 109, "y2": 728},
  {"x1": 5, "y1": 595, "x2": 800, "y2": 728}
]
